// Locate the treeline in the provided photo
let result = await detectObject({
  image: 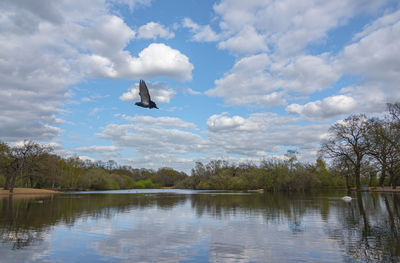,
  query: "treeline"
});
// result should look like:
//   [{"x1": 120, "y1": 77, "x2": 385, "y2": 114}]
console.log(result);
[
  {"x1": 0, "y1": 140, "x2": 344, "y2": 192},
  {"x1": 175, "y1": 157, "x2": 344, "y2": 191},
  {"x1": 0, "y1": 143, "x2": 187, "y2": 192},
  {"x1": 1, "y1": 103, "x2": 399, "y2": 193}
]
